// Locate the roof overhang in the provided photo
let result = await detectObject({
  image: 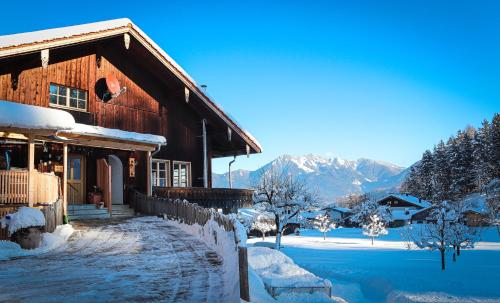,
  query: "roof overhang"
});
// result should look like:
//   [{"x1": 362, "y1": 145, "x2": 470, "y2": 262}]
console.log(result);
[
  {"x1": 0, "y1": 100, "x2": 165, "y2": 151},
  {"x1": 0, "y1": 19, "x2": 262, "y2": 155}
]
